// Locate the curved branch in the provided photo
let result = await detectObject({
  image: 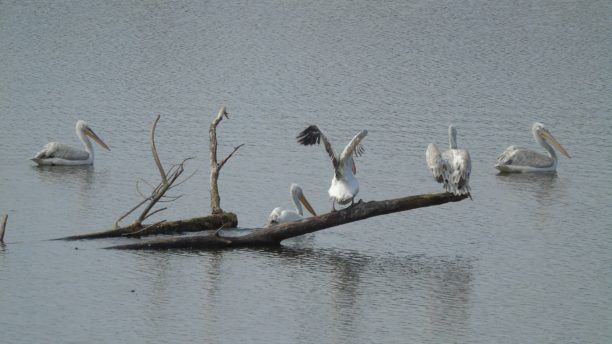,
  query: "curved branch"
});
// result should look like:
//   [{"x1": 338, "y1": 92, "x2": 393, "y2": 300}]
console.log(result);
[{"x1": 150, "y1": 115, "x2": 168, "y2": 185}]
